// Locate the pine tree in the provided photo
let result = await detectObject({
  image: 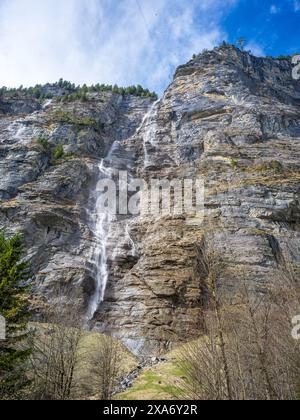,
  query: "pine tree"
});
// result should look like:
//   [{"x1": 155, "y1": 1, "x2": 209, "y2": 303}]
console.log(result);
[{"x1": 0, "y1": 231, "x2": 32, "y2": 400}]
